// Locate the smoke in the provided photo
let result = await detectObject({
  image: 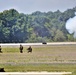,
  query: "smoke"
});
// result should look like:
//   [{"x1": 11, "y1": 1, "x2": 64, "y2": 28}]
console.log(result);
[{"x1": 65, "y1": 13, "x2": 76, "y2": 38}]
